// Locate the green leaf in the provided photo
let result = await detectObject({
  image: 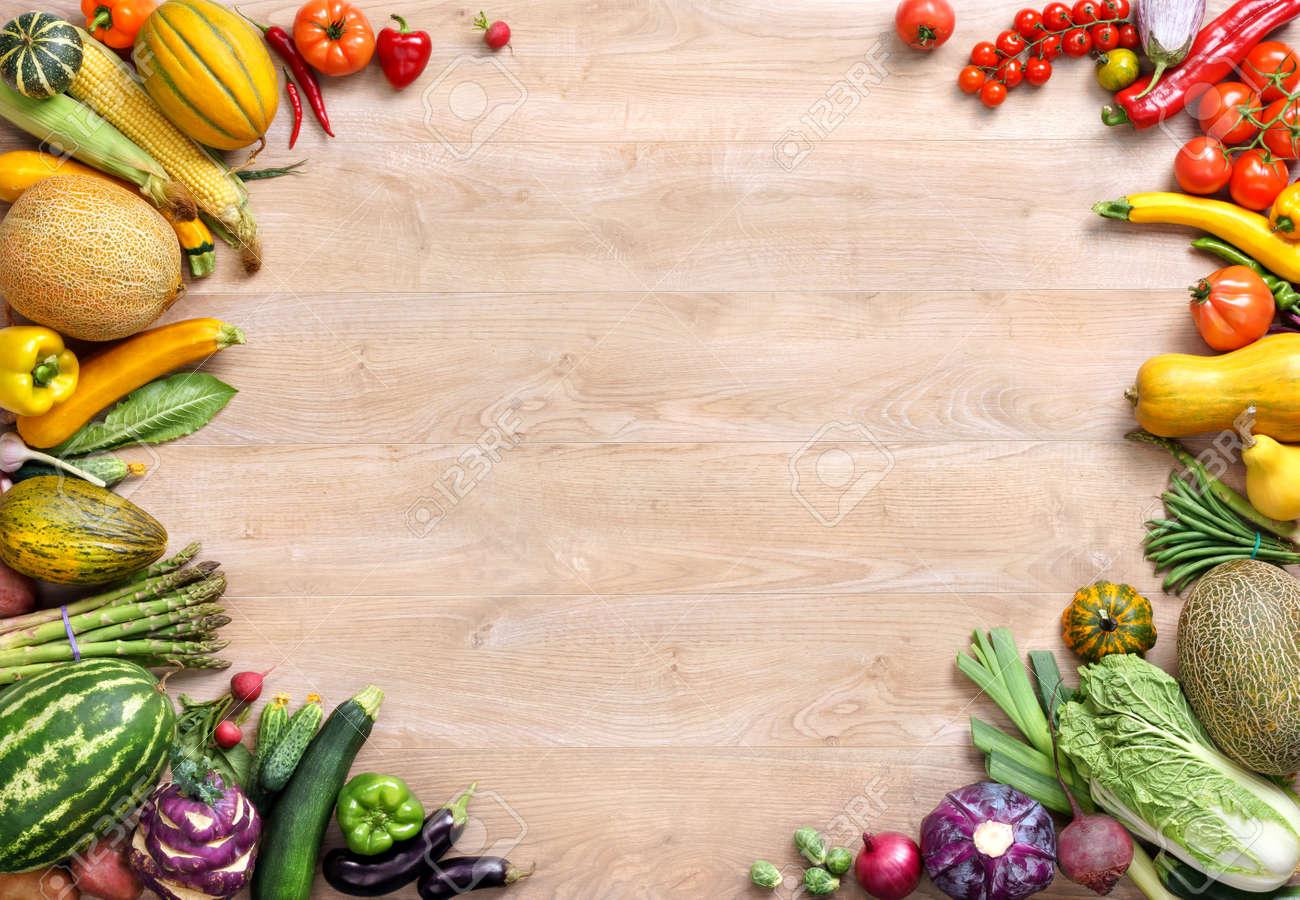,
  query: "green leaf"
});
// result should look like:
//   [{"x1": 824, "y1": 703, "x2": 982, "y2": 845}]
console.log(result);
[
  {"x1": 211, "y1": 741, "x2": 254, "y2": 792},
  {"x1": 52, "y1": 373, "x2": 237, "y2": 456}
]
